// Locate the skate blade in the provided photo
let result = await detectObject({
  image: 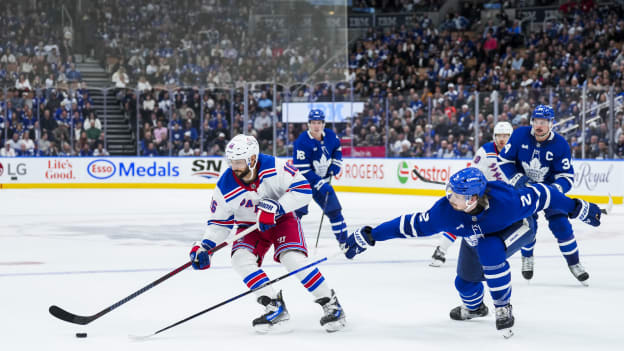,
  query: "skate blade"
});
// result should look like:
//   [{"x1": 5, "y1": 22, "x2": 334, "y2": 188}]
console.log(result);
[
  {"x1": 429, "y1": 260, "x2": 443, "y2": 267},
  {"x1": 579, "y1": 280, "x2": 589, "y2": 287},
  {"x1": 323, "y1": 319, "x2": 347, "y2": 333},
  {"x1": 254, "y1": 321, "x2": 293, "y2": 334},
  {"x1": 501, "y1": 328, "x2": 514, "y2": 339}
]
